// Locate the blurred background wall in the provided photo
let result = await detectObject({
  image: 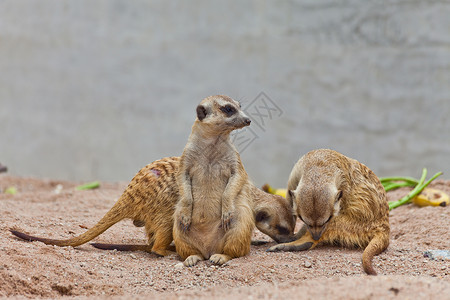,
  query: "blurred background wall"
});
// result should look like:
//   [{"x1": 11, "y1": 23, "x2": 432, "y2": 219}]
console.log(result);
[{"x1": 1, "y1": 0, "x2": 449, "y2": 187}]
